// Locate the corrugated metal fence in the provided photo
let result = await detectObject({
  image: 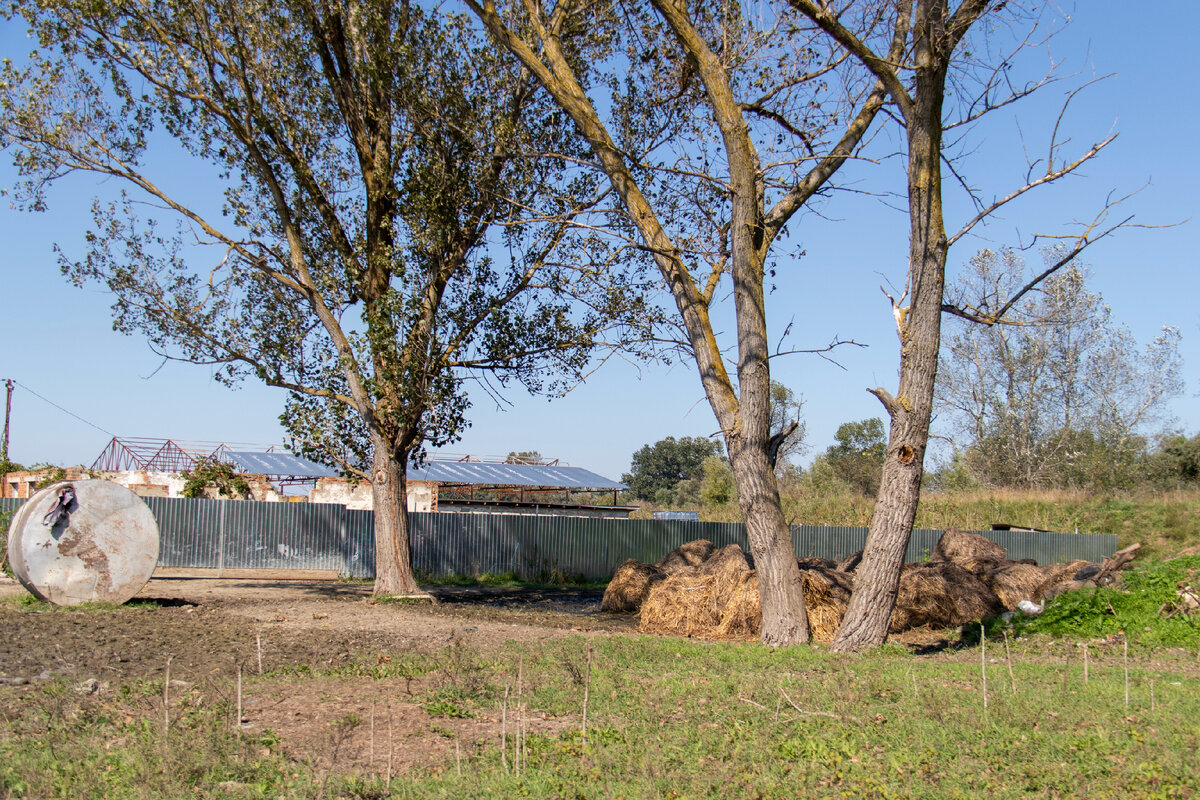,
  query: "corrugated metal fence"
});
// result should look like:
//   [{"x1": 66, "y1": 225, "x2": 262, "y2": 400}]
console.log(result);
[{"x1": 2, "y1": 495, "x2": 1117, "y2": 580}]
